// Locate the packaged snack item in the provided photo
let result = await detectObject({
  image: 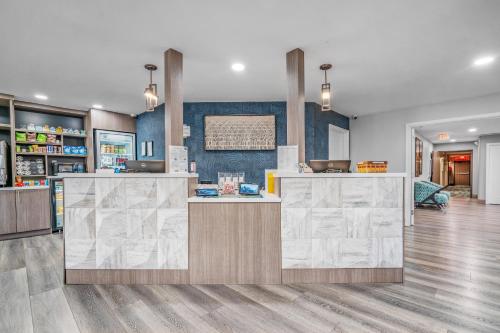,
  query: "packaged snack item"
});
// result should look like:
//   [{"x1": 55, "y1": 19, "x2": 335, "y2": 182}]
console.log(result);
[
  {"x1": 27, "y1": 123, "x2": 36, "y2": 131},
  {"x1": 63, "y1": 146, "x2": 72, "y2": 154},
  {"x1": 35, "y1": 125, "x2": 43, "y2": 131},
  {"x1": 43, "y1": 124, "x2": 50, "y2": 132},
  {"x1": 36, "y1": 133, "x2": 47, "y2": 143},
  {"x1": 16, "y1": 132, "x2": 27, "y2": 142},
  {"x1": 56, "y1": 127, "x2": 63, "y2": 134},
  {"x1": 27, "y1": 132, "x2": 36, "y2": 141},
  {"x1": 71, "y1": 146, "x2": 79, "y2": 154},
  {"x1": 47, "y1": 134, "x2": 56, "y2": 143}
]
